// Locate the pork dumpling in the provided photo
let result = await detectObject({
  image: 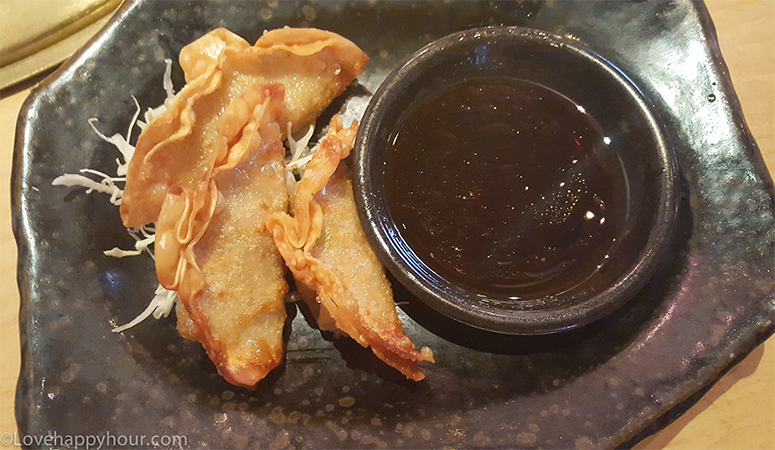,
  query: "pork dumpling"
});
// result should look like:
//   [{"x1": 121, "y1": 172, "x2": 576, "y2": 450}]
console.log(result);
[
  {"x1": 178, "y1": 28, "x2": 250, "y2": 83},
  {"x1": 267, "y1": 116, "x2": 433, "y2": 381},
  {"x1": 241, "y1": 27, "x2": 370, "y2": 133},
  {"x1": 305, "y1": 163, "x2": 434, "y2": 379},
  {"x1": 119, "y1": 27, "x2": 373, "y2": 386},
  {"x1": 157, "y1": 84, "x2": 289, "y2": 387},
  {"x1": 187, "y1": 114, "x2": 289, "y2": 387},
  {"x1": 121, "y1": 27, "x2": 368, "y2": 228},
  {"x1": 153, "y1": 83, "x2": 286, "y2": 298}
]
